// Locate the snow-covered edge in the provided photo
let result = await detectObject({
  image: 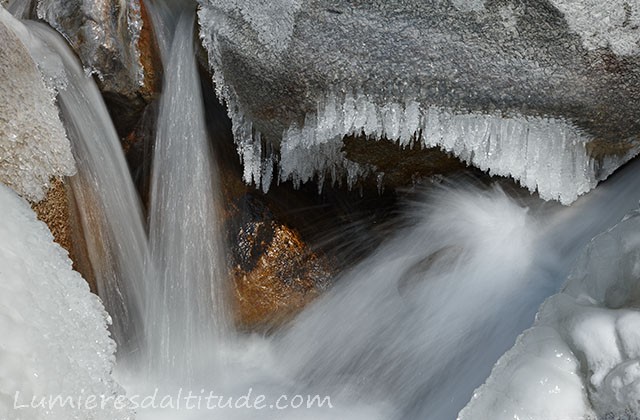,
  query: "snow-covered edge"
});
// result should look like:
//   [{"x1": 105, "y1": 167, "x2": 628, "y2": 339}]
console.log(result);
[
  {"x1": 0, "y1": 183, "x2": 132, "y2": 420},
  {"x1": 459, "y1": 209, "x2": 640, "y2": 419}
]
